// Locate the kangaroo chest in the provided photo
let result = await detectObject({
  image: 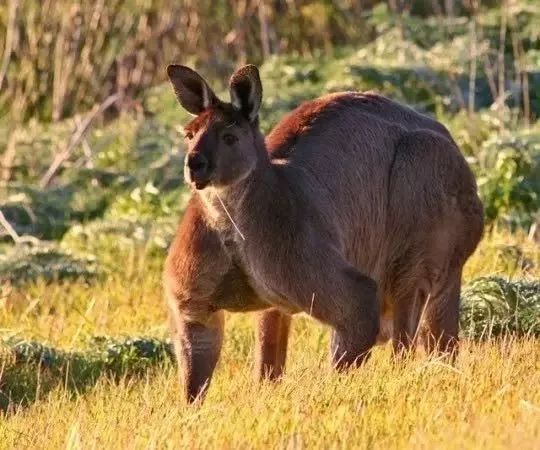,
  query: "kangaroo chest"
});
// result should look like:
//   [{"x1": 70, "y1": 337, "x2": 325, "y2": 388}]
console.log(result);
[{"x1": 201, "y1": 190, "x2": 300, "y2": 314}]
